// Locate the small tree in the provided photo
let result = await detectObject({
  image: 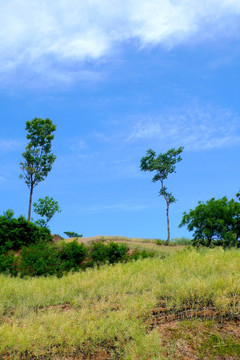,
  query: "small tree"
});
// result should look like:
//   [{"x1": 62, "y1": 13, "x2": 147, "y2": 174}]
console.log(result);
[
  {"x1": 140, "y1": 147, "x2": 183, "y2": 245},
  {"x1": 64, "y1": 231, "x2": 83, "y2": 238},
  {"x1": 33, "y1": 196, "x2": 61, "y2": 227},
  {"x1": 179, "y1": 193, "x2": 240, "y2": 247},
  {"x1": 19, "y1": 118, "x2": 56, "y2": 220}
]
